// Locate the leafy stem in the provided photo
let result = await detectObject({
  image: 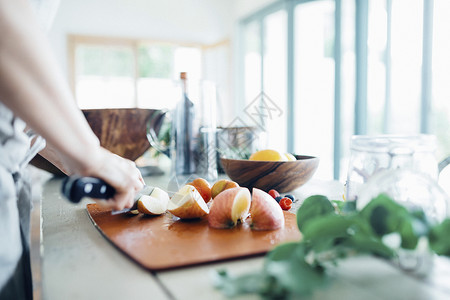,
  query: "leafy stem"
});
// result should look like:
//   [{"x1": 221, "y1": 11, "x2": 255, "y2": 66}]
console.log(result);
[{"x1": 214, "y1": 194, "x2": 450, "y2": 299}]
